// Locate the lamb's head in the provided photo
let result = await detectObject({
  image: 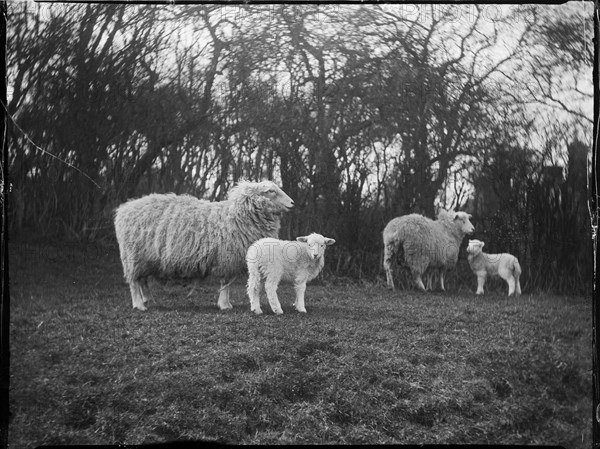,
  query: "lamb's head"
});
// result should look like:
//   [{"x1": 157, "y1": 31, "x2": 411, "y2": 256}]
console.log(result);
[
  {"x1": 296, "y1": 233, "x2": 335, "y2": 260},
  {"x1": 467, "y1": 239, "x2": 484, "y2": 256},
  {"x1": 453, "y1": 211, "x2": 475, "y2": 235},
  {"x1": 230, "y1": 180, "x2": 294, "y2": 214}
]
